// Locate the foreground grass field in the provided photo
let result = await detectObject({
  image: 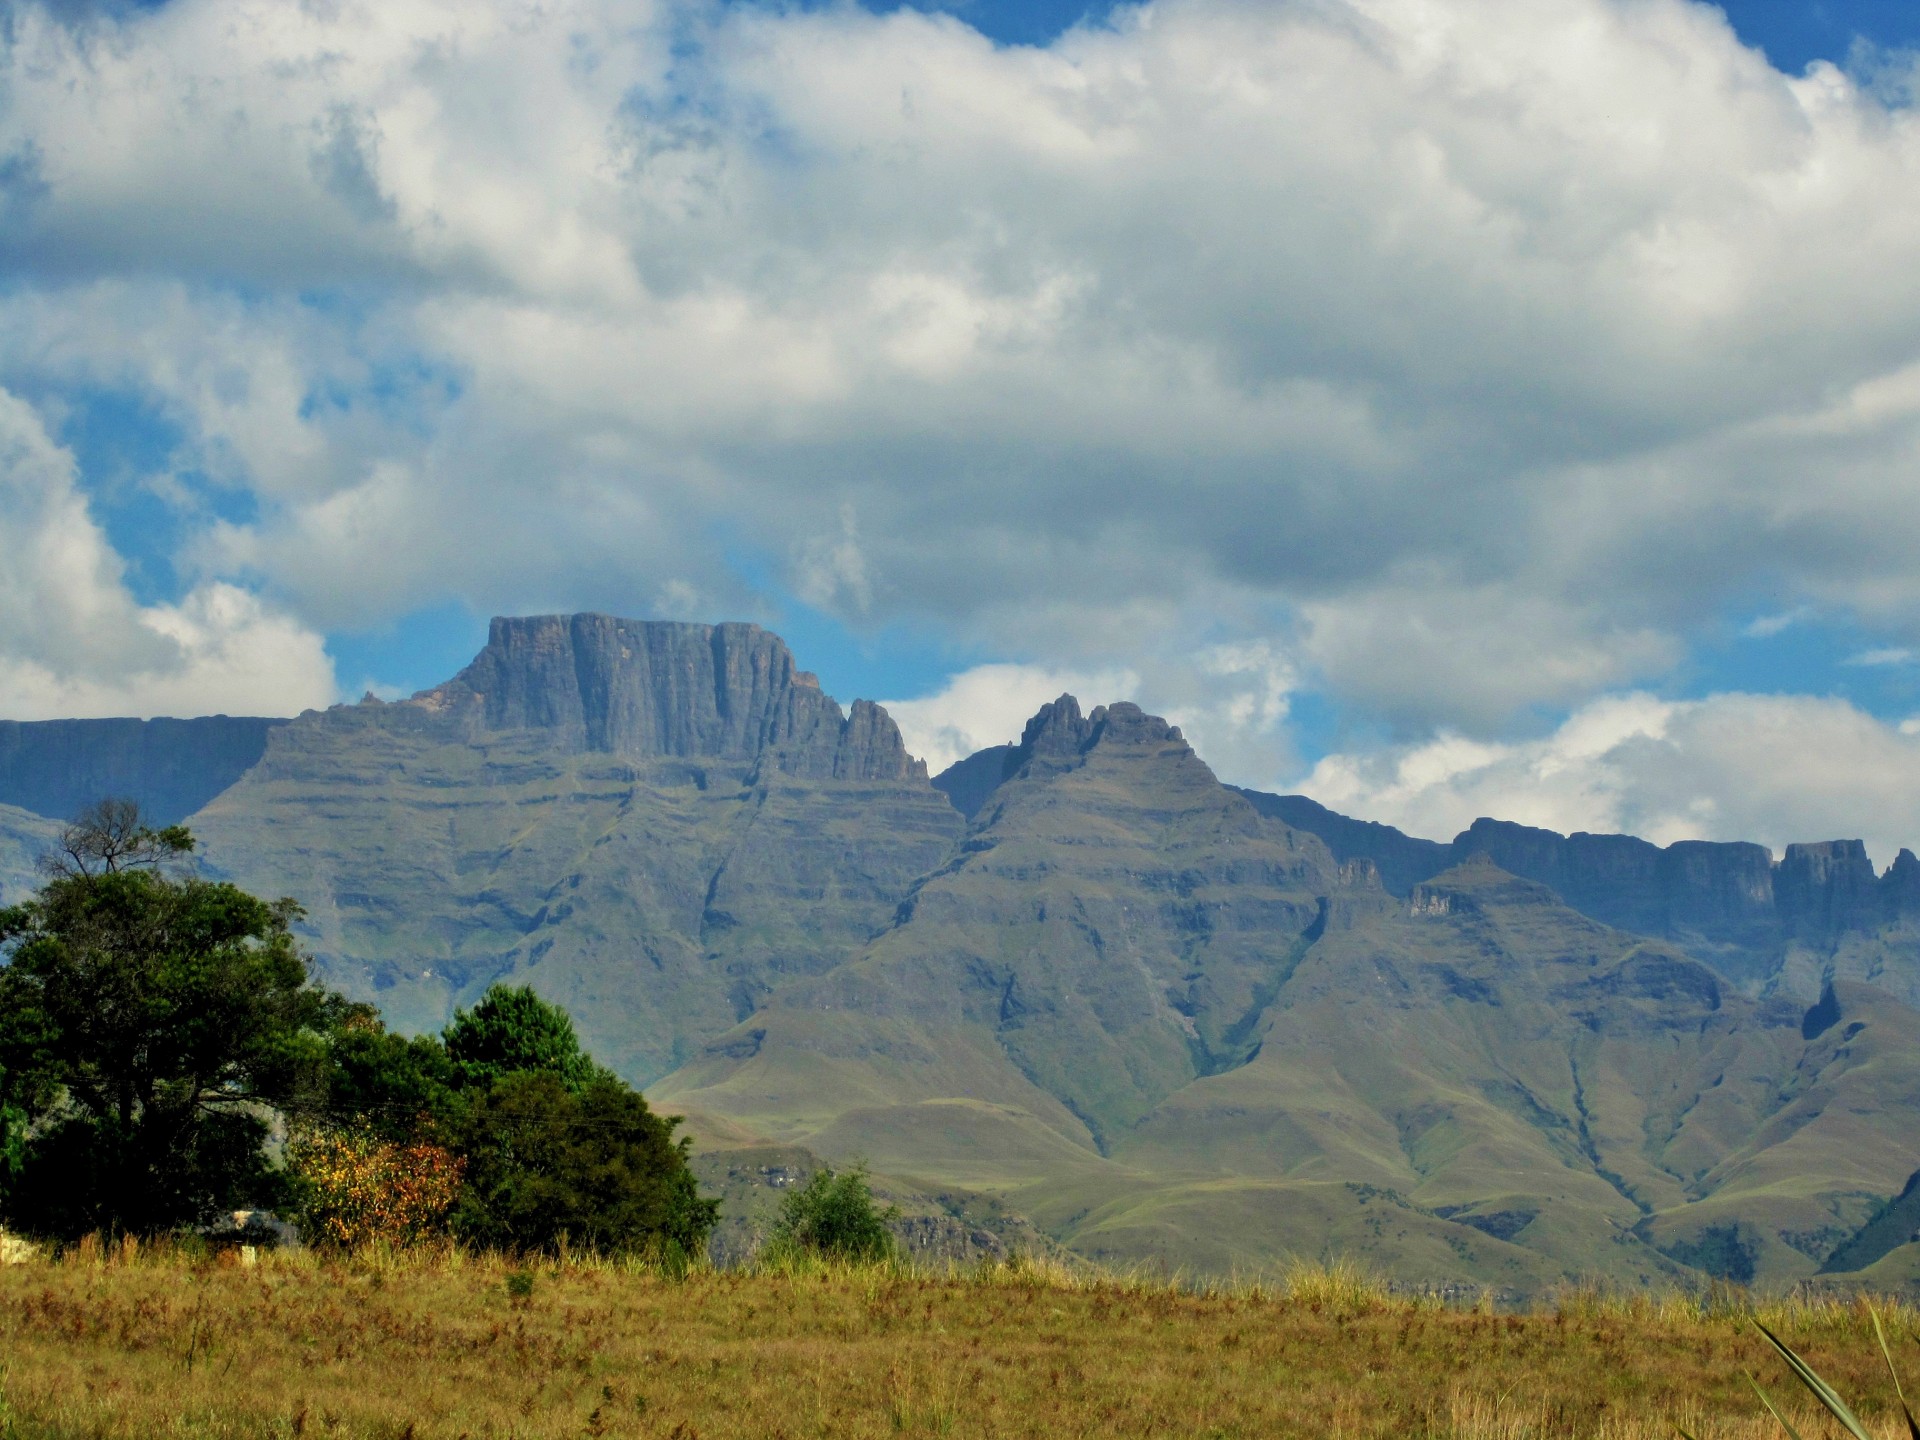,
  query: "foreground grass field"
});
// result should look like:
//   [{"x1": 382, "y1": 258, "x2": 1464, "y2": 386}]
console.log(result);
[{"x1": 1, "y1": 1246, "x2": 1917, "y2": 1439}]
